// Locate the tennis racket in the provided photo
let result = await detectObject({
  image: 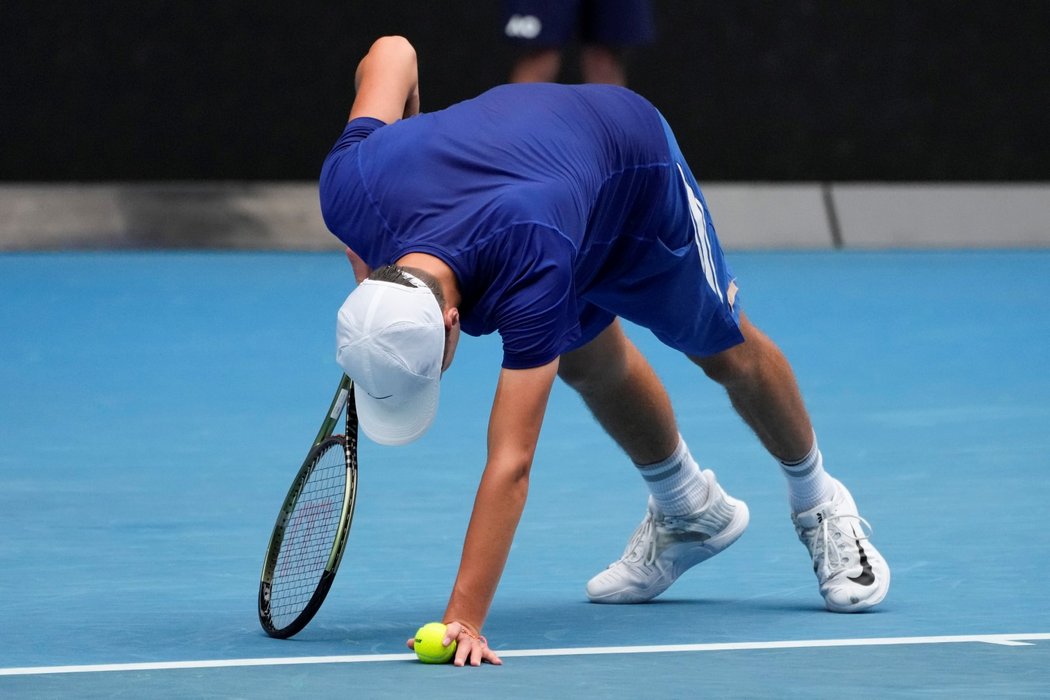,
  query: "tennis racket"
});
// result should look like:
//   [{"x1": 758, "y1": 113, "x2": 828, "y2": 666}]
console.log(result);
[{"x1": 258, "y1": 374, "x2": 359, "y2": 639}]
